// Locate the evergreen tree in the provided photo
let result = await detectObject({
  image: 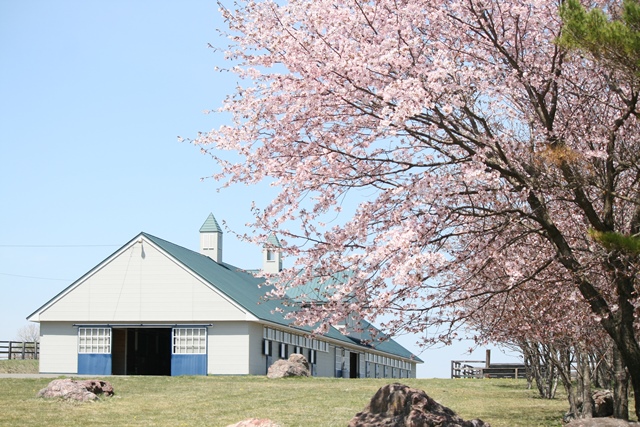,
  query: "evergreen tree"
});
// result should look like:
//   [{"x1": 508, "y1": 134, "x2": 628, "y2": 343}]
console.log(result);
[{"x1": 559, "y1": 0, "x2": 640, "y2": 81}]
